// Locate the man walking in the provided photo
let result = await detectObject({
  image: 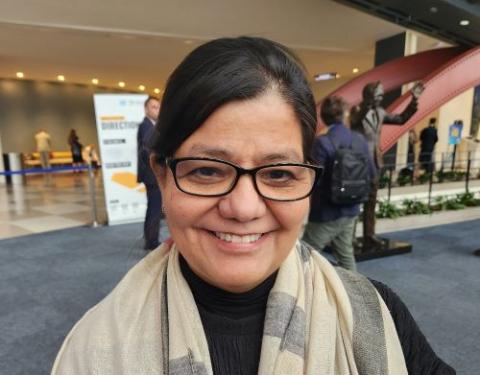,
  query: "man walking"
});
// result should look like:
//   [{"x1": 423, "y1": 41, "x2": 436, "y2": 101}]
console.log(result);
[
  {"x1": 137, "y1": 96, "x2": 163, "y2": 250},
  {"x1": 419, "y1": 118, "x2": 439, "y2": 173},
  {"x1": 303, "y1": 97, "x2": 375, "y2": 270}
]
